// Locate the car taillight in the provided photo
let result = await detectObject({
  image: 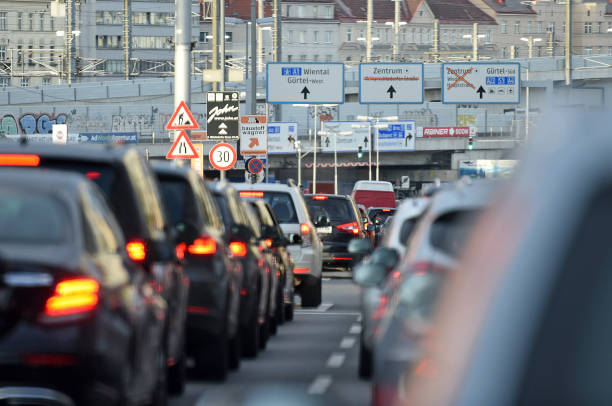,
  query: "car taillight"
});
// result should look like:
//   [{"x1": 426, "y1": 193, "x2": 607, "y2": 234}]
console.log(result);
[
  {"x1": 265, "y1": 238, "x2": 273, "y2": 248},
  {"x1": 188, "y1": 237, "x2": 217, "y2": 256},
  {"x1": 337, "y1": 221, "x2": 361, "y2": 235},
  {"x1": 126, "y1": 240, "x2": 147, "y2": 262},
  {"x1": 175, "y1": 242, "x2": 187, "y2": 260},
  {"x1": 85, "y1": 171, "x2": 101, "y2": 180},
  {"x1": 229, "y1": 241, "x2": 248, "y2": 257},
  {"x1": 239, "y1": 191, "x2": 264, "y2": 198},
  {"x1": 312, "y1": 195, "x2": 328, "y2": 200},
  {"x1": 300, "y1": 223, "x2": 311, "y2": 235},
  {"x1": 0, "y1": 154, "x2": 40, "y2": 166},
  {"x1": 293, "y1": 268, "x2": 310, "y2": 274},
  {"x1": 44, "y1": 278, "x2": 100, "y2": 317}
]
